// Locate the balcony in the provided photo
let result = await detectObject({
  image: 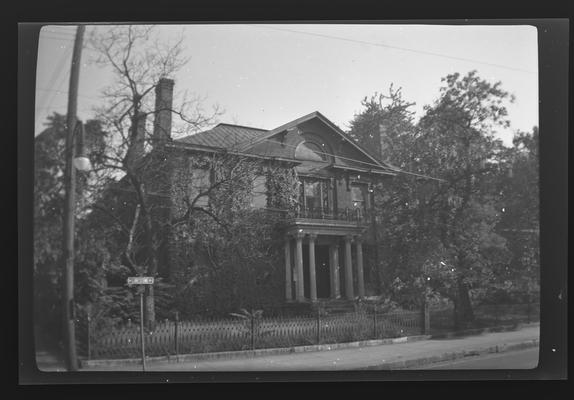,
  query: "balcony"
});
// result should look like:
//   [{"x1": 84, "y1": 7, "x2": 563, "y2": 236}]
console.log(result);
[
  {"x1": 292, "y1": 206, "x2": 370, "y2": 223},
  {"x1": 285, "y1": 206, "x2": 370, "y2": 237}
]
